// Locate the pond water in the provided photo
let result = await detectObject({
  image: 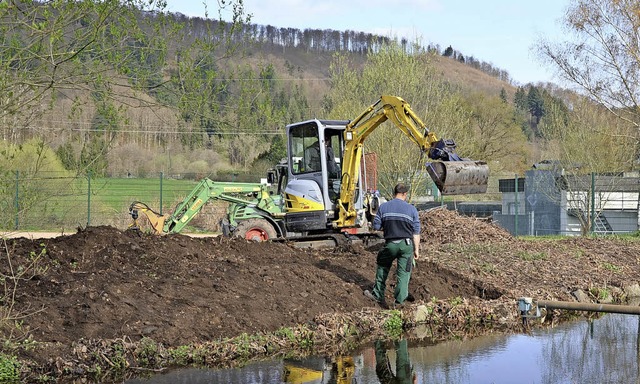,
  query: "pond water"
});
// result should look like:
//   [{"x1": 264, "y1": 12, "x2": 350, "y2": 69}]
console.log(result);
[{"x1": 126, "y1": 314, "x2": 640, "y2": 384}]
